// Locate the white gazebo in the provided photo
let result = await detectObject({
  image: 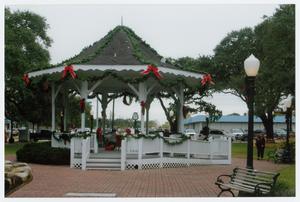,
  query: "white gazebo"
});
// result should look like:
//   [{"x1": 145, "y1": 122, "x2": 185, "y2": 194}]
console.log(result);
[{"x1": 25, "y1": 26, "x2": 231, "y2": 170}]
